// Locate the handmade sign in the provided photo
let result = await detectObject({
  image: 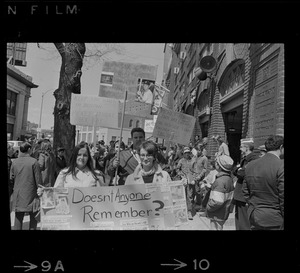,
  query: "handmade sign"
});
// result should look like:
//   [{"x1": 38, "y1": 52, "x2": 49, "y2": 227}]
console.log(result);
[
  {"x1": 152, "y1": 107, "x2": 196, "y2": 146},
  {"x1": 70, "y1": 94, "x2": 119, "y2": 128},
  {"x1": 40, "y1": 182, "x2": 188, "y2": 230}
]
